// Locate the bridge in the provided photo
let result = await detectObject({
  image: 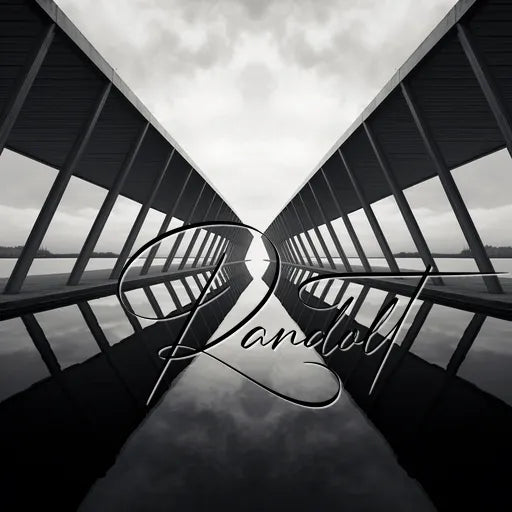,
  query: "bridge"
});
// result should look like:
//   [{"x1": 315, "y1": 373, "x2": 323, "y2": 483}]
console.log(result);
[
  {"x1": 1, "y1": 0, "x2": 512, "y2": 508},
  {"x1": 264, "y1": 0, "x2": 512, "y2": 318},
  {"x1": 0, "y1": 0, "x2": 253, "y2": 319}
]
